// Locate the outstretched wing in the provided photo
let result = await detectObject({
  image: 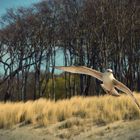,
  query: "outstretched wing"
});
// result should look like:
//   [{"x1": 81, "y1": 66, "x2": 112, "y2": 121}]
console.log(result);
[
  {"x1": 54, "y1": 66, "x2": 103, "y2": 81},
  {"x1": 113, "y1": 79, "x2": 140, "y2": 109}
]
